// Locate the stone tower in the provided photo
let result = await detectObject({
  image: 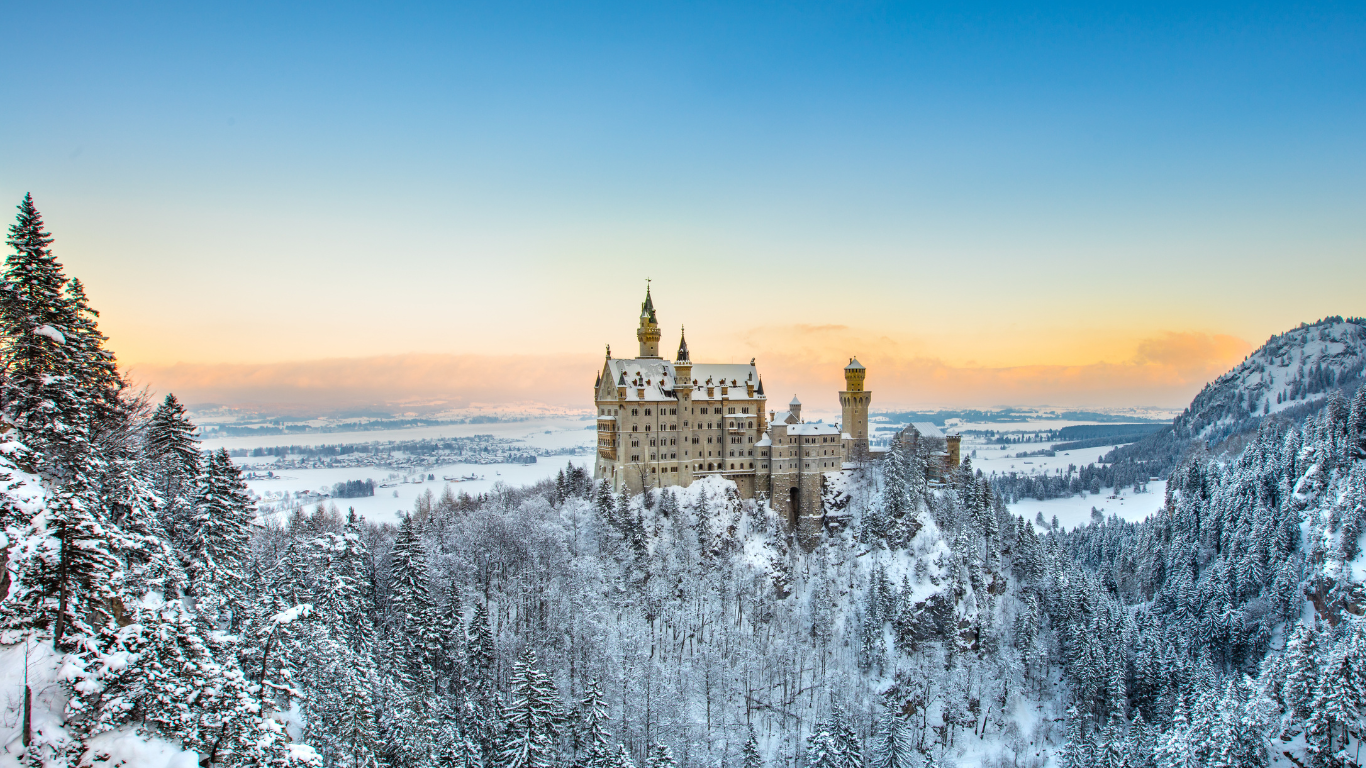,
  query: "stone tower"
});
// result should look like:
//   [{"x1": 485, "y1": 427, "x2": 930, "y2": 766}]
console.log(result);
[
  {"x1": 637, "y1": 285, "x2": 661, "y2": 358},
  {"x1": 840, "y1": 357, "x2": 871, "y2": 453}
]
